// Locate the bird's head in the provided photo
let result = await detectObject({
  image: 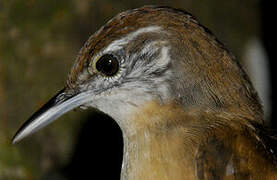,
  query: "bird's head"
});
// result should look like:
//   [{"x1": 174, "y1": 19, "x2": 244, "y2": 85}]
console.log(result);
[{"x1": 12, "y1": 6, "x2": 263, "y2": 143}]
